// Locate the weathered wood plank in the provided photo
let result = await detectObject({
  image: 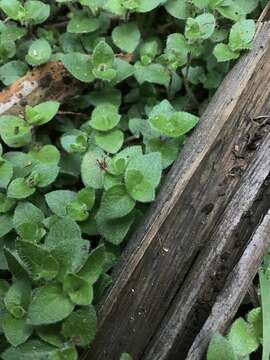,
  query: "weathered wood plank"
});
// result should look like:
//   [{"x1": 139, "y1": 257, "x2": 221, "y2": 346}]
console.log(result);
[
  {"x1": 186, "y1": 210, "x2": 270, "y2": 360},
  {"x1": 85, "y1": 21, "x2": 270, "y2": 360},
  {"x1": 143, "y1": 131, "x2": 270, "y2": 360},
  {"x1": 0, "y1": 61, "x2": 80, "y2": 116}
]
